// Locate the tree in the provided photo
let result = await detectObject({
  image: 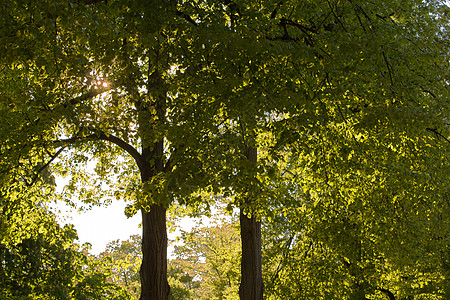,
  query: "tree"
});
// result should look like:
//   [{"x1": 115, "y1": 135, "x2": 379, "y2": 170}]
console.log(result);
[
  {"x1": 169, "y1": 0, "x2": 449, "y2": 298},
  {"x1": 0, "y1": 1, "x2": 204, "y2": 298},
  {"x1": 92, "y1": 213, "x2": 241, "y2": 300},
  {"x1": 260, "y1": 154, "x2": 449, "y2": 300},
  {"x1": 92, "y1": 233, "x2": 201, "y2": 300},
  {"x1": 1, "y1": 1, "x2": 449, "y2": 299},
  {"x1": 0, "y1": 181, "x2": 130, "y2": 299},
  {"x1": 170, "y1": 216, "x2": 241, "y2": 300},
  {"x1": 96, "y1": 235, "x2": 142, "y2": 299}
]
